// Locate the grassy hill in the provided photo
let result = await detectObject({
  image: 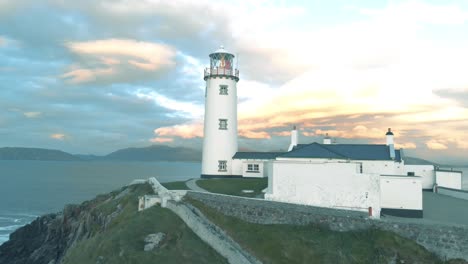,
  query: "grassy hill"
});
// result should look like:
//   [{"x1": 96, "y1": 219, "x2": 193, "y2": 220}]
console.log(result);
[
  {"x1": 0, "y1": 147, "x2": 80, "y2": 161},
  {"x1": 103, "y1": 145, "x2": 201, "y2": 162}
]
